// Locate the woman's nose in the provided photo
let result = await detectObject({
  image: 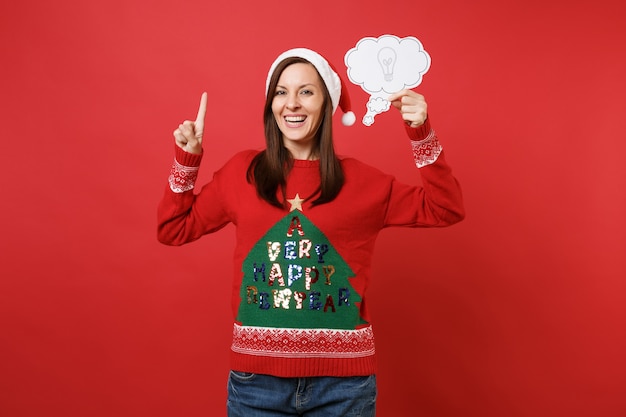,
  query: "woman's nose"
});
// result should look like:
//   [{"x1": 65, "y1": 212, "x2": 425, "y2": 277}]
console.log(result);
[{"x1": 286, "y1": 93, "x2": 300, "y2": 110}]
